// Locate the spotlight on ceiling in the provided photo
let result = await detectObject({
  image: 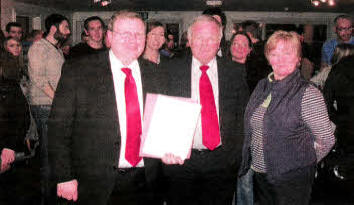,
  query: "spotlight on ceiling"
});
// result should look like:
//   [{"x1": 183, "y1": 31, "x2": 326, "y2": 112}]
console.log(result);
[
  {"x1": 311, "y1": 0, "x2": 320, "y2": 6},
  {"x1": 311, "y1": 0, "x2": 336, "y2": 7},
  {"x1": 206, "y1": 0, "x2": 223, "y2": 6},
  {"x1": 328, "y1": 0, "x2": 336, "y2": 6},
  {"x1": 93, "y1": 0, "x2": 111, "y2": 7}
]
